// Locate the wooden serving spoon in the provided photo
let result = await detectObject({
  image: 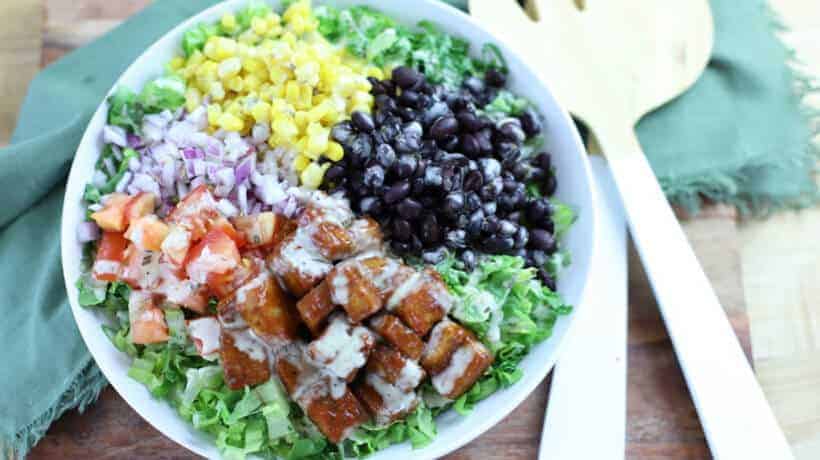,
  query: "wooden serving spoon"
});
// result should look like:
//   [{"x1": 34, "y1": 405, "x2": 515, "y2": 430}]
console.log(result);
[{"x1": 469, "y1": 1, "x2": 794, "y2": 458}]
